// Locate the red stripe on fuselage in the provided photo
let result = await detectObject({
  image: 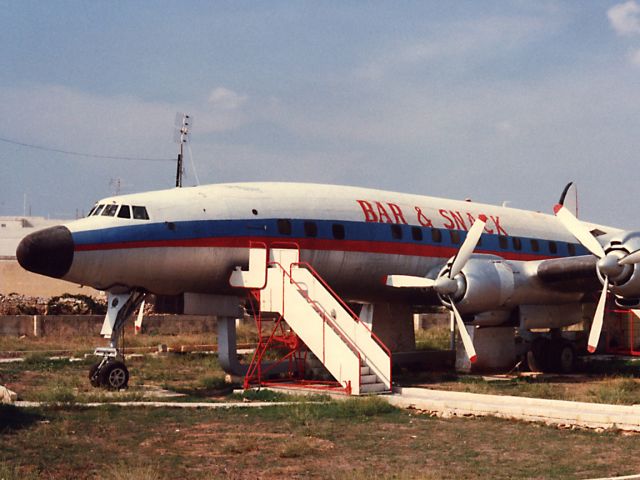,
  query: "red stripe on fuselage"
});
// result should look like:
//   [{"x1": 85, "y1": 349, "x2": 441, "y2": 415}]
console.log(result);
[{"x1": 74, "y1": 236, "x2": 551, "y2": 262}]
